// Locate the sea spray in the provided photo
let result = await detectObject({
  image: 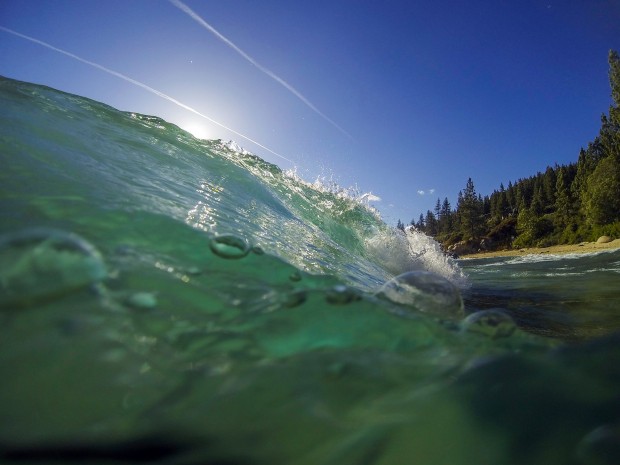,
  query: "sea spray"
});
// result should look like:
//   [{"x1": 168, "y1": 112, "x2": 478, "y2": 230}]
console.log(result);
[{"x1": 364, "y1": 226, "x2": 467, "y2": 285}]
